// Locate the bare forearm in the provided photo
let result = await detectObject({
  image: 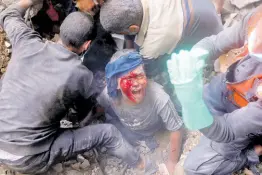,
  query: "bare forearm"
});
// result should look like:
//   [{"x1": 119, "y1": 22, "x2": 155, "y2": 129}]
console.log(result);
[
  {"x1": 17, "y1": 0, "x2": 34, "y2": 9},
  {"x1": 168, "y1": 130, "x2": 182, "y2": 163}
]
